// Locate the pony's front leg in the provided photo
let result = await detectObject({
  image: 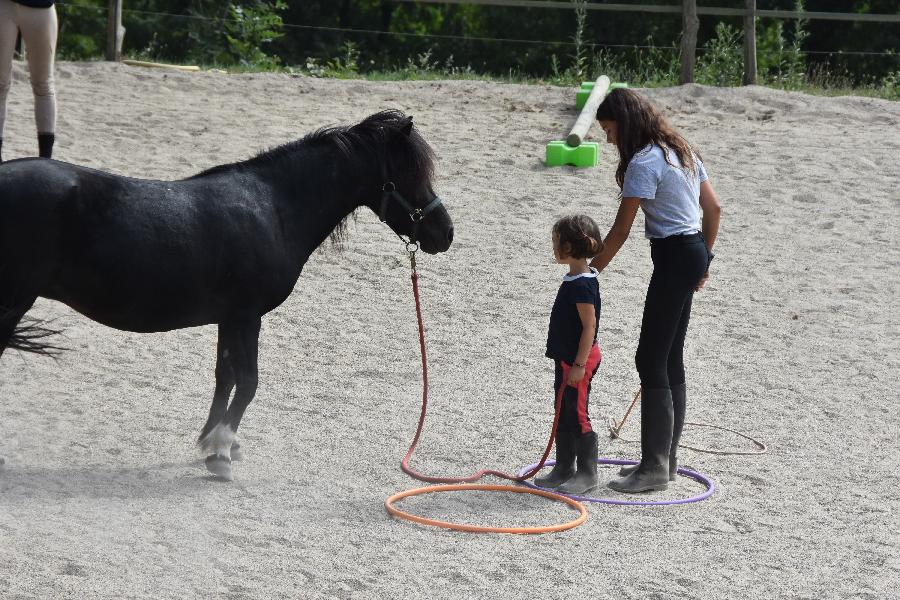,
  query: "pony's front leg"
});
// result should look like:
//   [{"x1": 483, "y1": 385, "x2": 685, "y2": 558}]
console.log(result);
[
  {"x1": 198, "y1": 324, "x2": 243, "y2": 462},
  {"x1": 200, "y1": 317, "x2": 260, "y2": 481}
]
